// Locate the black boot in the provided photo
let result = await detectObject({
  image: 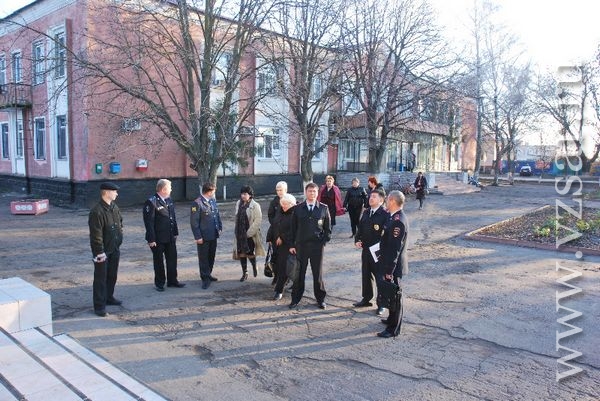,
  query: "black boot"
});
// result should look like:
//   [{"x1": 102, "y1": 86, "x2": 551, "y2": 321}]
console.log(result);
[{"x1": 240, "y1": 258, "x2": 248, "y2": 282}]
